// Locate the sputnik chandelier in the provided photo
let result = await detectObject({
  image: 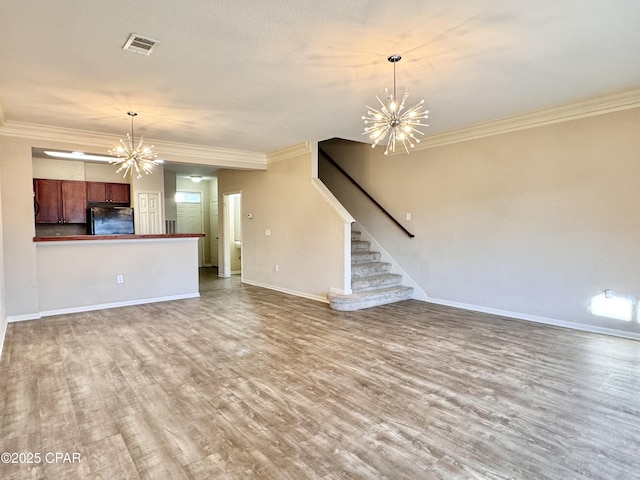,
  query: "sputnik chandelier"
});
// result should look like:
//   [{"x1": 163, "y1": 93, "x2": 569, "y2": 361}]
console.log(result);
[
  {"x1": 109, "y1": 111, "x2": 158, "y2": 178},
  {"x1": 362, "y1": 54, "x2": 429, "y2": 155}
]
